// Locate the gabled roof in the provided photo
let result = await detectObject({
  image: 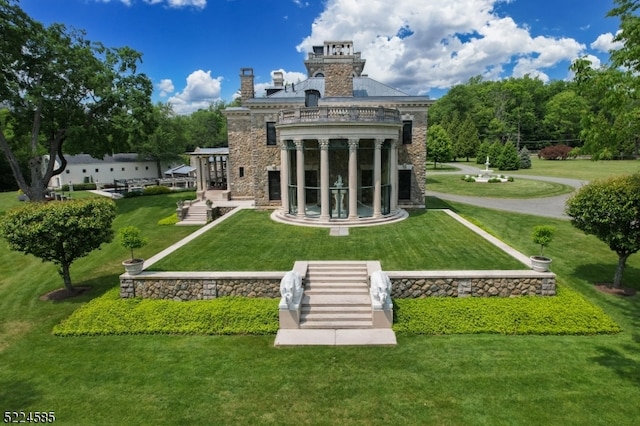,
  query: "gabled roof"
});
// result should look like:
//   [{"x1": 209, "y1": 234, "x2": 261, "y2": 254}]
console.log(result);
[
  {"x1": 64, "y1": 153, "x2": 150, "y2": 165},
  {"x1": 164, "y1": 165, "x2": 196, "y2": 176}
]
